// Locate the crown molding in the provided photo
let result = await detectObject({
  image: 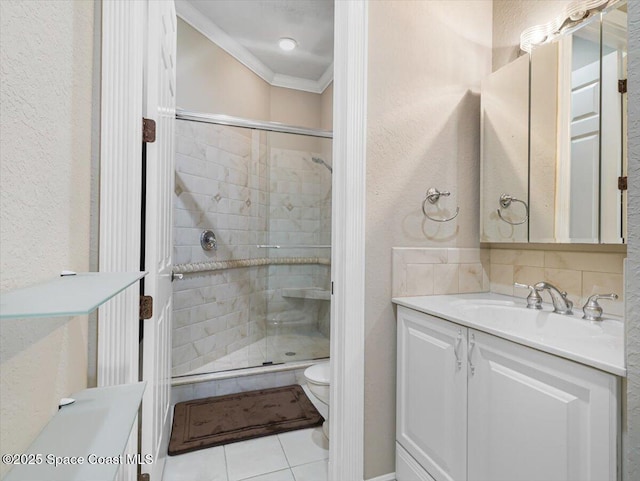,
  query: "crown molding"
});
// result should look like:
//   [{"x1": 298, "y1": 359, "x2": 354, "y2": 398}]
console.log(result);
[
  {"x1": 318, "y1": 62, "x2": 334, "y2": 93},
  {"x1": 176, "y1": 0, "x2": 333, "y2": 94},
  {"x1": 176, "y1": 0, "x2": 275, "y2": 83}
]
